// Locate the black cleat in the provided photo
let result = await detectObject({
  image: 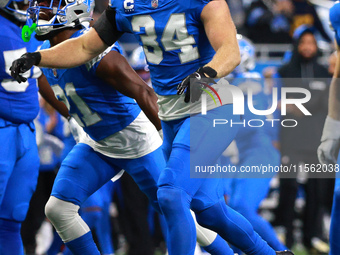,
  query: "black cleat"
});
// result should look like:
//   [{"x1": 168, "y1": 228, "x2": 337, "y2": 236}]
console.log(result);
[{"x1": 276, "y1": 251, "x2": 294, "y2": 255}]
